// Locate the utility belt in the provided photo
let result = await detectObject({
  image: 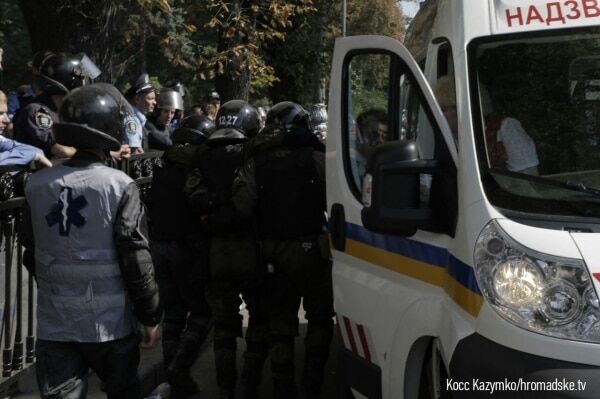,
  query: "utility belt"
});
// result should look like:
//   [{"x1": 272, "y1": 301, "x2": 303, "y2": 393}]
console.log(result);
[{"x1": 255, "y1": 232, "x2": 331, "y2": 274}]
